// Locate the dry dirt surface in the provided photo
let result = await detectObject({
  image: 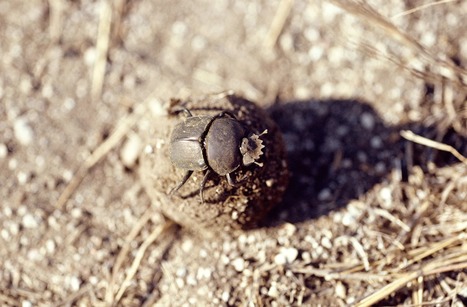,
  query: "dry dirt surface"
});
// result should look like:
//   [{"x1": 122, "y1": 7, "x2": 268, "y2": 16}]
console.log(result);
[{"x1": 1, "y1": 0, "x2": 467, "y2": 306}]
